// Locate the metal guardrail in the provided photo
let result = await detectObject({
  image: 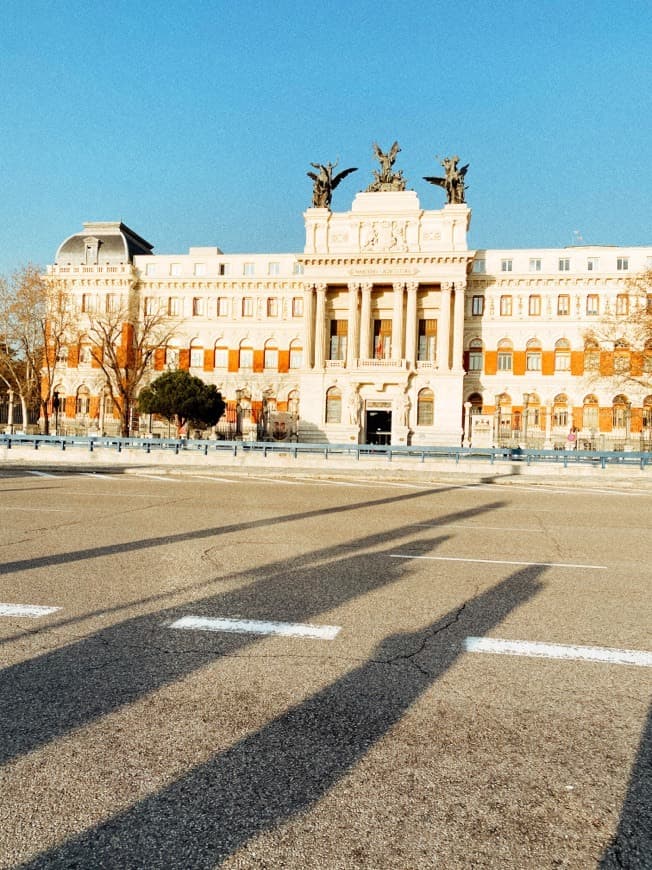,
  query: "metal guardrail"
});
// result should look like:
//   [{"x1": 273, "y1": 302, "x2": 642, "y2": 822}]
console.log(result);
[{"x1": 1, "y1": 433, "x2": 652, "y2": 469}]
